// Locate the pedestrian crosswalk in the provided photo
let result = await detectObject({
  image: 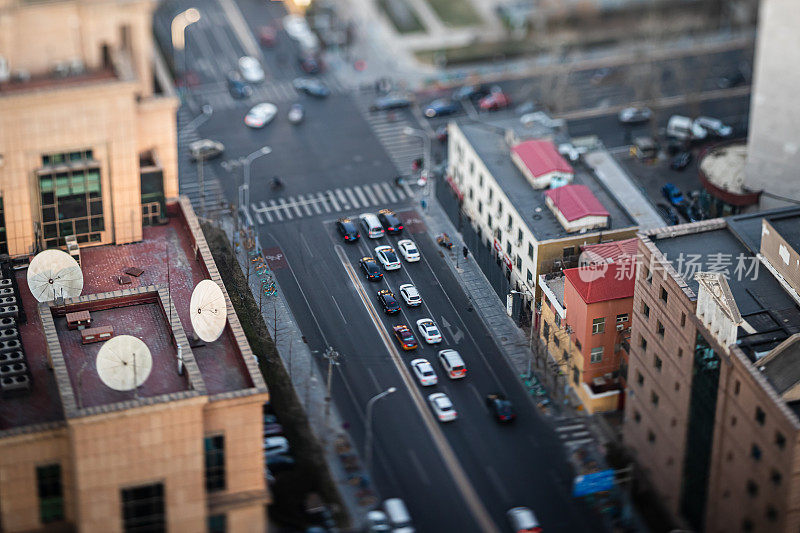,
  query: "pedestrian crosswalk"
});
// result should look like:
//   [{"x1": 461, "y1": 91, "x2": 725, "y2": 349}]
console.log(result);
[
  {"x1": 554, "y1": 419, "x2": 595, "y2": 448},
  {"x1": 177, "y1": 109, "x2": 227, "y2": 218},
  {"x1": 190, "y1": 76, "x2": 349, "y2": 111},
  {"x1": 245, "y1": 181, "x2": 413, "y2": 225}
]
